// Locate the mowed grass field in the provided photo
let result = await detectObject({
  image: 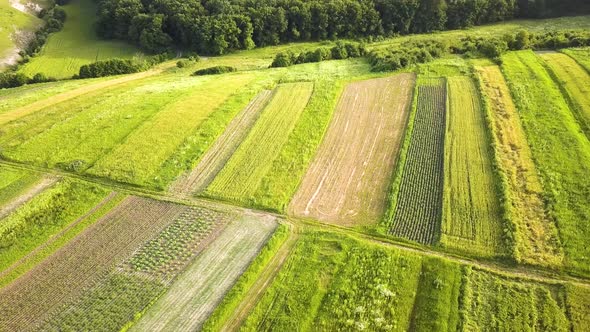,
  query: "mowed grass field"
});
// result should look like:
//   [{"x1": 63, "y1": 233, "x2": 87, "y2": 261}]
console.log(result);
[
  {"x1": 502, "y1": 50, "x2": 590, "y2": 276},
  {"x1": 475, "y1": 65, "x2": 563, "y2": 268},
  {"x1": 441, "y1": 76, "x2": 504, "y2": 257},
  {"x1": 289, "y1": 74, "x2": 415, "y2": 226},
  {"x1": 539, "y1": 52, "x2": 590, "y2": 136},
  {"x1": 390, "y1": 78, "x2": 447, "y2": 244},
  {"x1": 20, "y1": 0, "x2": 139, "y2": 79}
]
